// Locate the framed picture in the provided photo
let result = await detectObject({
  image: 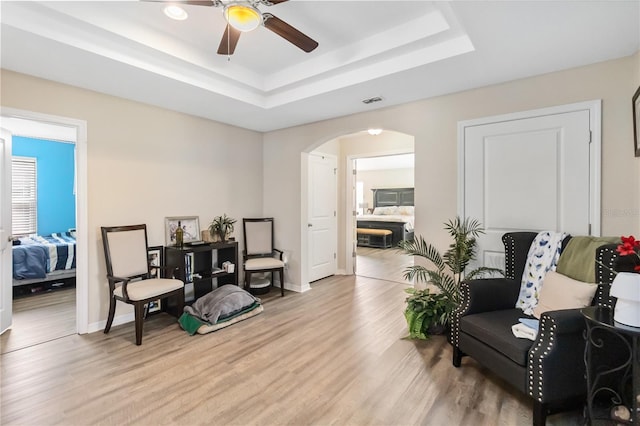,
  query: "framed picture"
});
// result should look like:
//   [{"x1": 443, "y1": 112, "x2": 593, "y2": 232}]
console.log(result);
[
  {"x1": 147, "y1": 245, "x2": 164, "y2": 313},
  {"x1": 633, "y1": 85, "x2": 640, "y2": 157},
  {"x1": 165, "y1": 216, "x2": 200, "y2": 246}
]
